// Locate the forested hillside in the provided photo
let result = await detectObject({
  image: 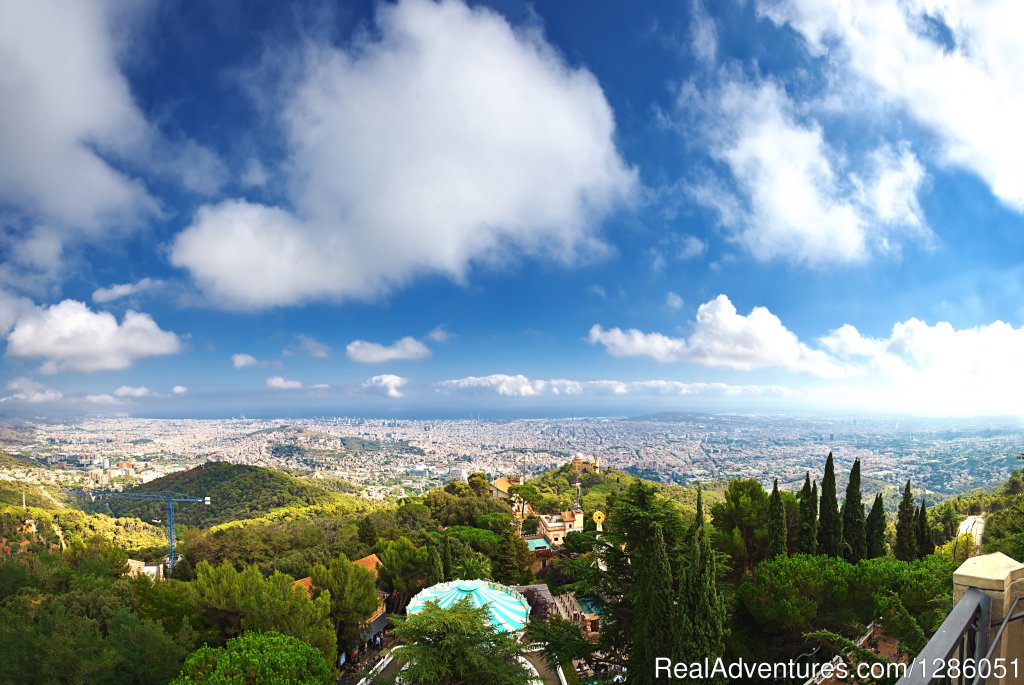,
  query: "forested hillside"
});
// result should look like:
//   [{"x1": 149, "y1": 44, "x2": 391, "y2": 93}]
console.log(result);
[{"x1": 96, "y1": 463, "x2": 343, "y2": 528}]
